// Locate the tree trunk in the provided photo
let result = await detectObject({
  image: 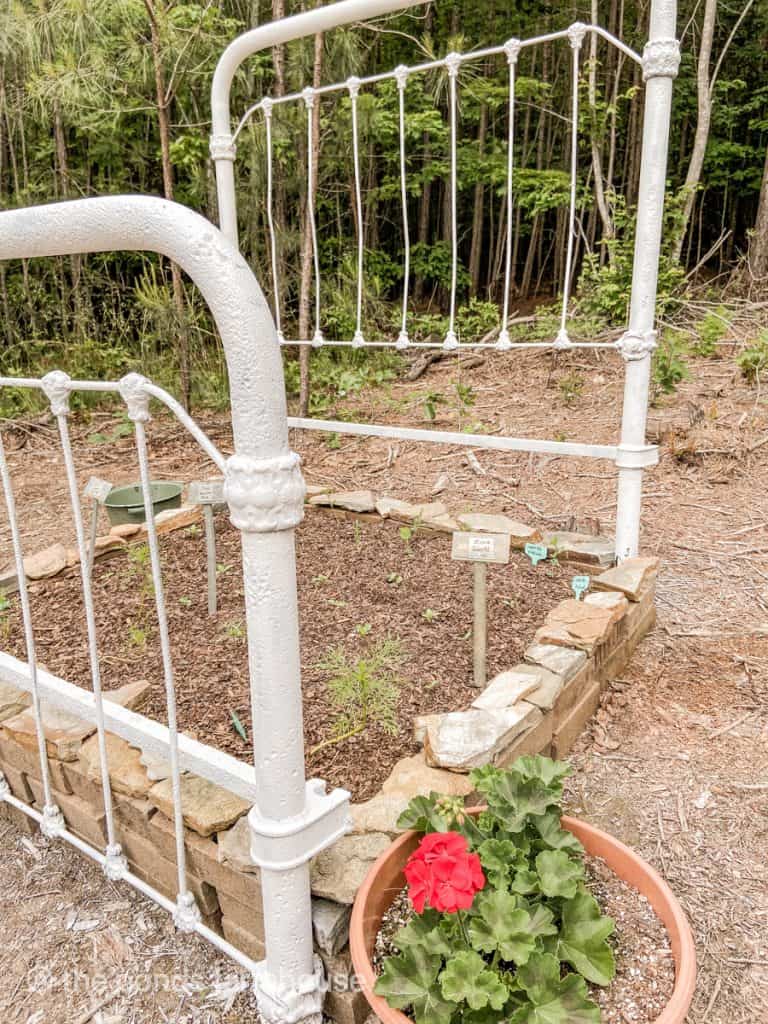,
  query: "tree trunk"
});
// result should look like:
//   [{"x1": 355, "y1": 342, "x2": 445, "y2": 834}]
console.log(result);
[
  {"x1": 673, "y1": 0, "x2": 717, "y2": 263},
  {"x1": 468, "y1": 93, "x2": 488, "y2": 296},
  {"x1": 747, "y1": 143, "x2": 768, "y2": 288},
  {"x1": 145, "y1": 0, "x2": 192, "y2": 411},
  {"x1": 297, "y1": 28, "x2": 323, "y2": 417}
]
